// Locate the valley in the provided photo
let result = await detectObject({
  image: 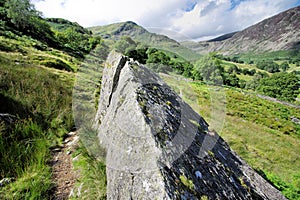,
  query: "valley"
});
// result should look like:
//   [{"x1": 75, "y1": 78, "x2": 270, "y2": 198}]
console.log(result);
[{"x1": 0, "y1": 1, "x2": 299, "y2": 199}]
